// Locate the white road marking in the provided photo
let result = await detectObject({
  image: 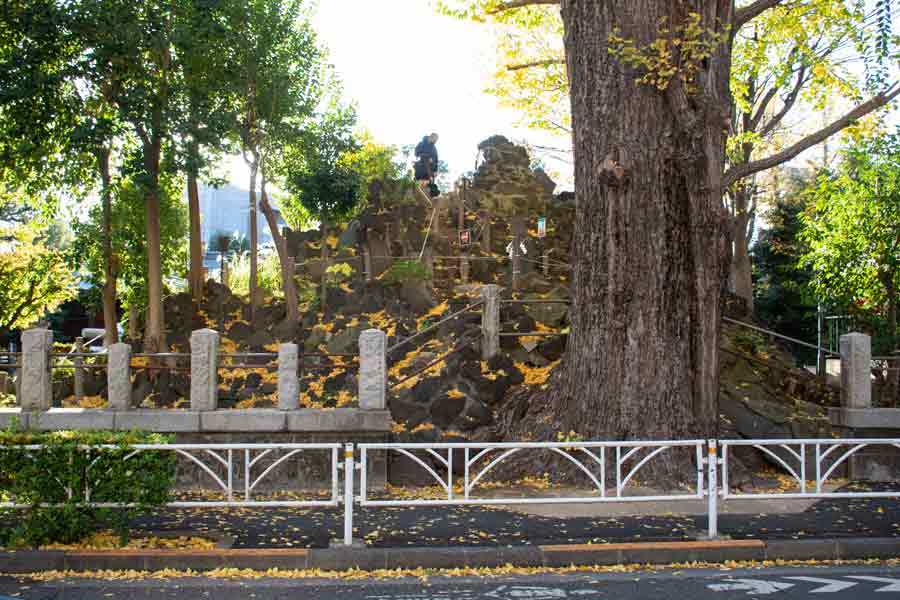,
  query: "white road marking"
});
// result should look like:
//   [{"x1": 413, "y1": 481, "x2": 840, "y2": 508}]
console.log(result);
[
  {"x1": 707, "y1": 579, "x2": 795, "y2": 595},
  {"x1": 847, "y1": 576, "x2": 900, "y2": 592},
  {"x1": 785, "y1": 577, "x2": 858, "y2": 593}
]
